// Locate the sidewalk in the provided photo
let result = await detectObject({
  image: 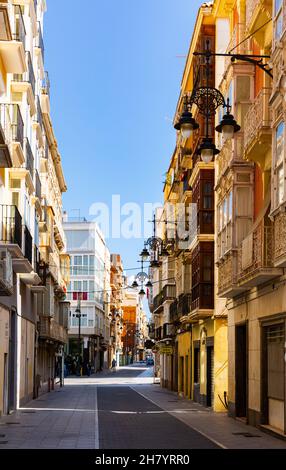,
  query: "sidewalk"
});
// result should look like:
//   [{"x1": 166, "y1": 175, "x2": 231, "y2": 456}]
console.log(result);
[{"x1": 132, "y1": 383, "x2": 286, "y2": 449}]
